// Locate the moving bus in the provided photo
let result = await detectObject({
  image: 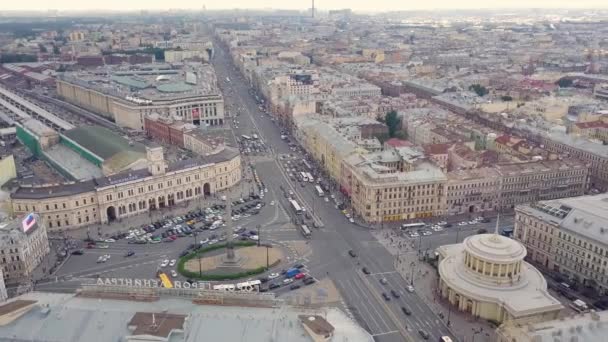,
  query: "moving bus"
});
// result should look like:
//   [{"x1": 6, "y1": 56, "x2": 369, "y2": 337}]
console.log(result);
[
  {"x1": 289, "y1": 199, "x2": 303, "y2": 215},
  {"x1": 315, "y1": 185, "x2": 325, "y2": 197},
  {"x1": 213, "y1": 284, "x2": 236, "y2": 291},
  {"x1": 300, "y1": 172, "x2": 309, "y2": 182},
  {"x1": 241, "y1": 135, "x2": 251, "y2": 140},
  {"x1": 236, "y1": 280, "x2": 261, "y2": 292},
  {"x1": 400, "y1": 222, "x2": 426, "y2": 230},
  {"x1": 306, "y1": 172, "x2": 315, "y2": 183},
  {"x1": 300, "y1": 225, "x2": 312, "y2": 238}
]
